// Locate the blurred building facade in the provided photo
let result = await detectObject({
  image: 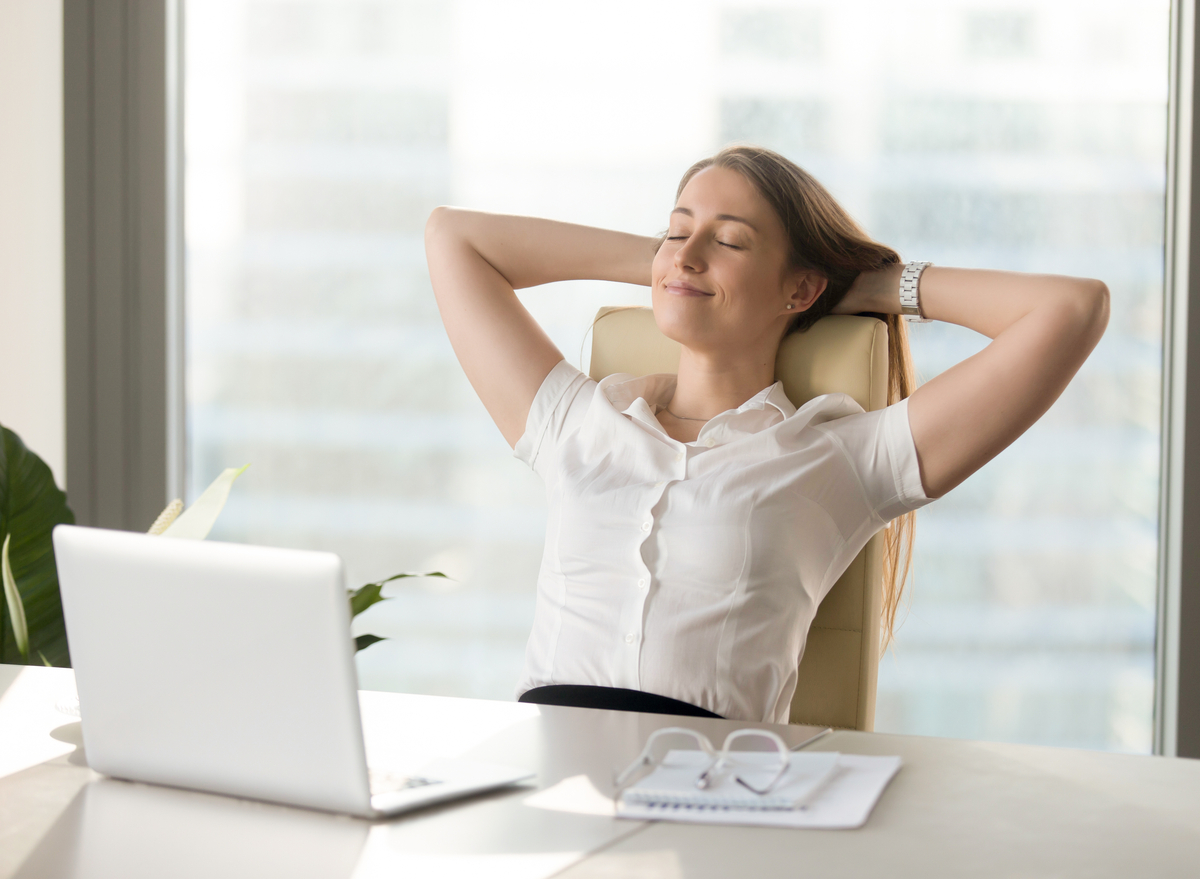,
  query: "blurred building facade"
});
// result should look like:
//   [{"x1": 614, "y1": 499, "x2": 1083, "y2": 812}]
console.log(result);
[{"x1": 185, "y1": 0, "x2": 1166, "y2": 750}]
